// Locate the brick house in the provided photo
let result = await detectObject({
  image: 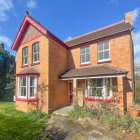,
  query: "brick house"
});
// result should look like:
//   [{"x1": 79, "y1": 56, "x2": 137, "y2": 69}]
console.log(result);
[{"x1": 11, "y1": 11, "x2": 135, "y2": 113}]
